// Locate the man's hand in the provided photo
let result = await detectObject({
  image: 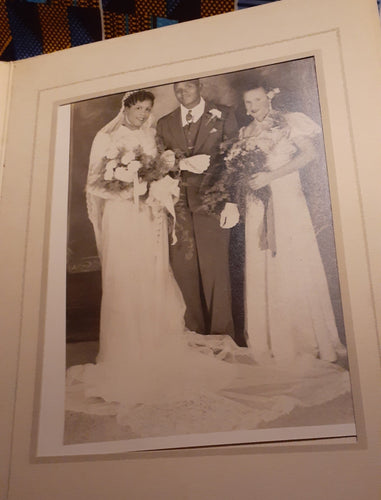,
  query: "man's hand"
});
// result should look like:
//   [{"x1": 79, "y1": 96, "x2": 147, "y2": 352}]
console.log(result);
[
  {"x1": 220, "y1": 202, "x2": 240, "y2": 229},
  {"x1": 179, "y1": 154, "x2": 210, "y2": 174}
]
